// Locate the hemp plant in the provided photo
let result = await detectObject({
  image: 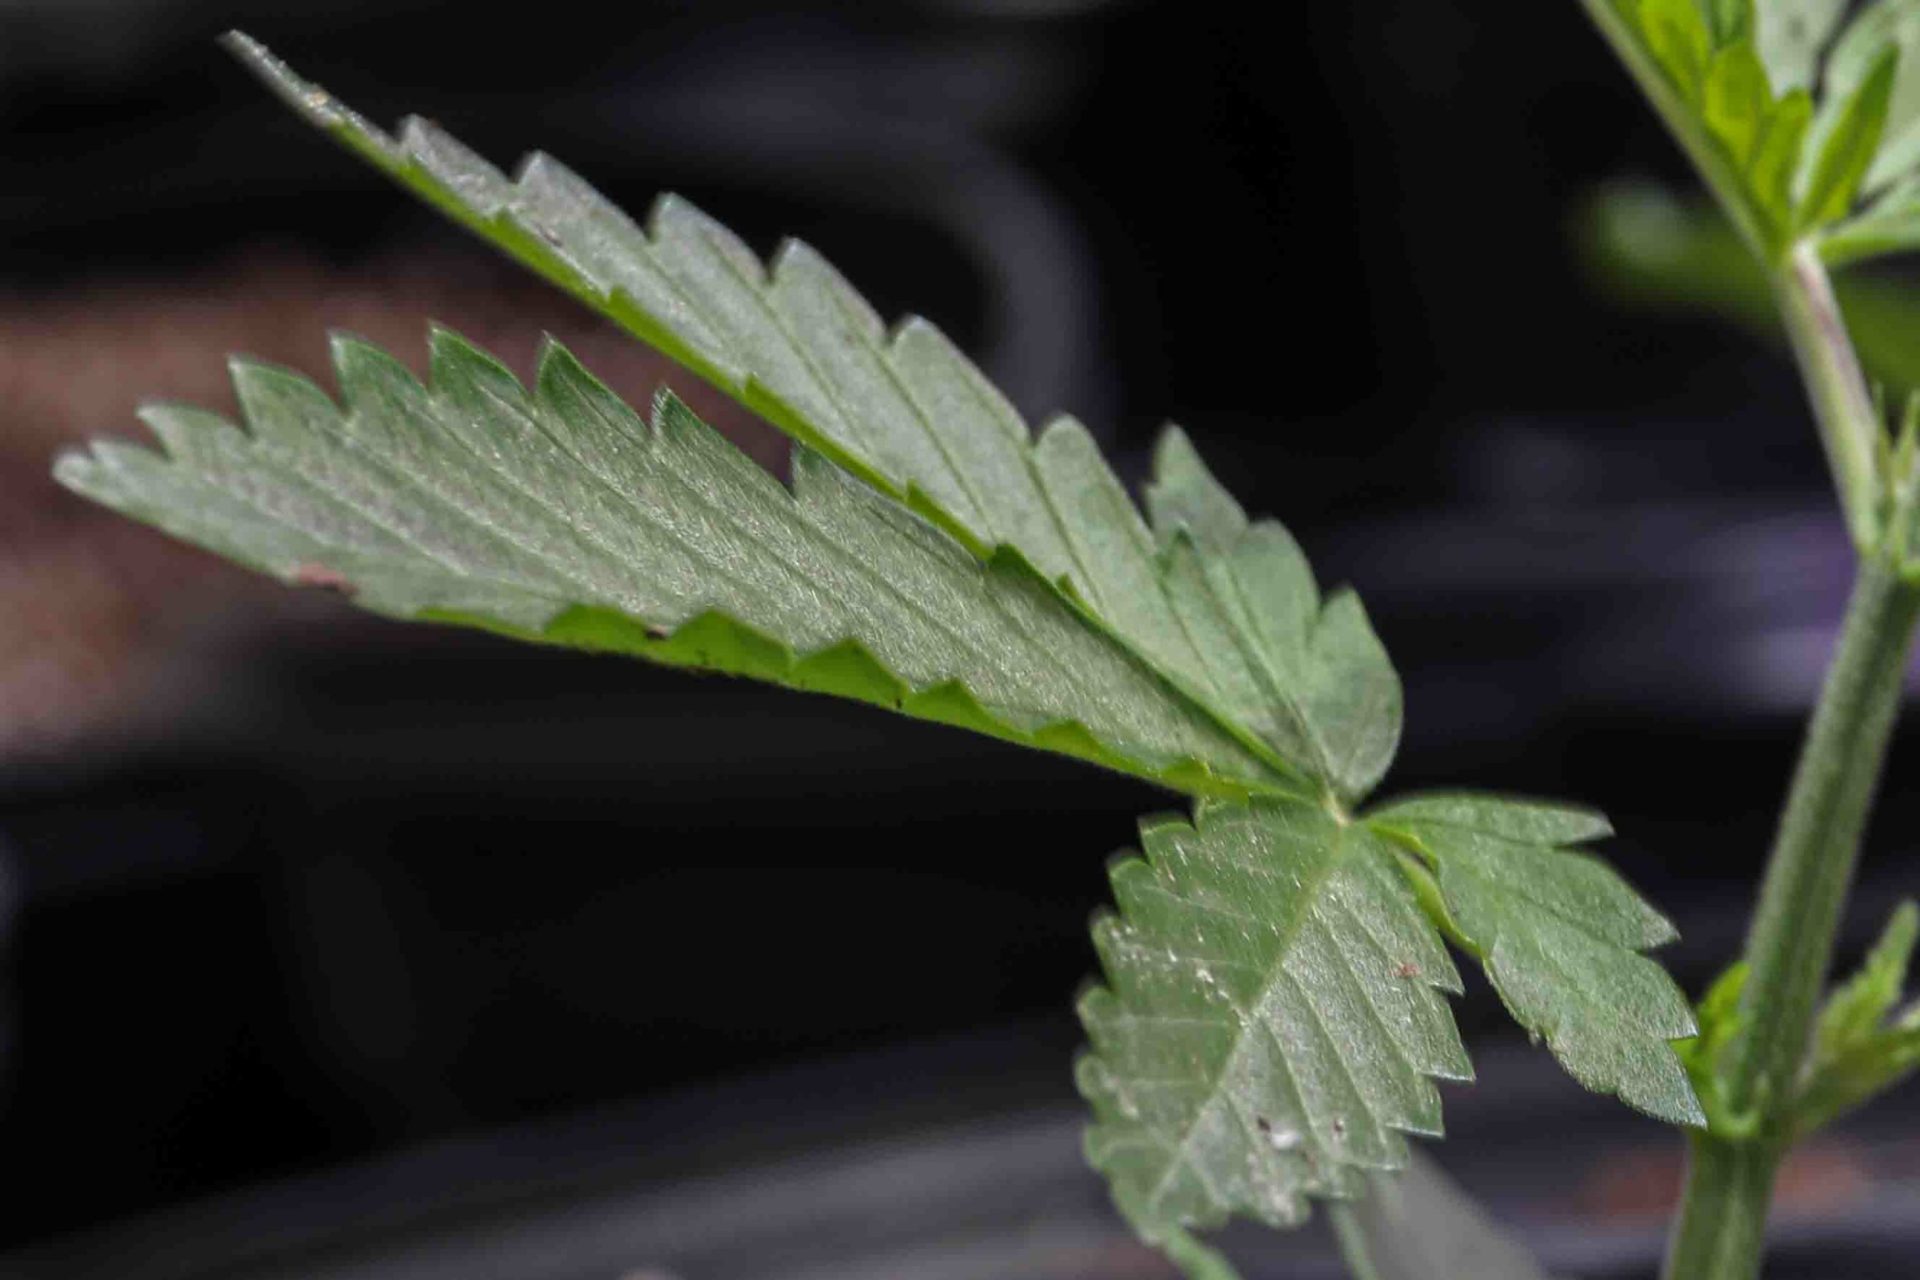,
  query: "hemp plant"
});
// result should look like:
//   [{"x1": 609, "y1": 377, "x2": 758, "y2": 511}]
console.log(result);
[{"x1": 48, "y1": 13, "x2": 1920, "y2": 1279}]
